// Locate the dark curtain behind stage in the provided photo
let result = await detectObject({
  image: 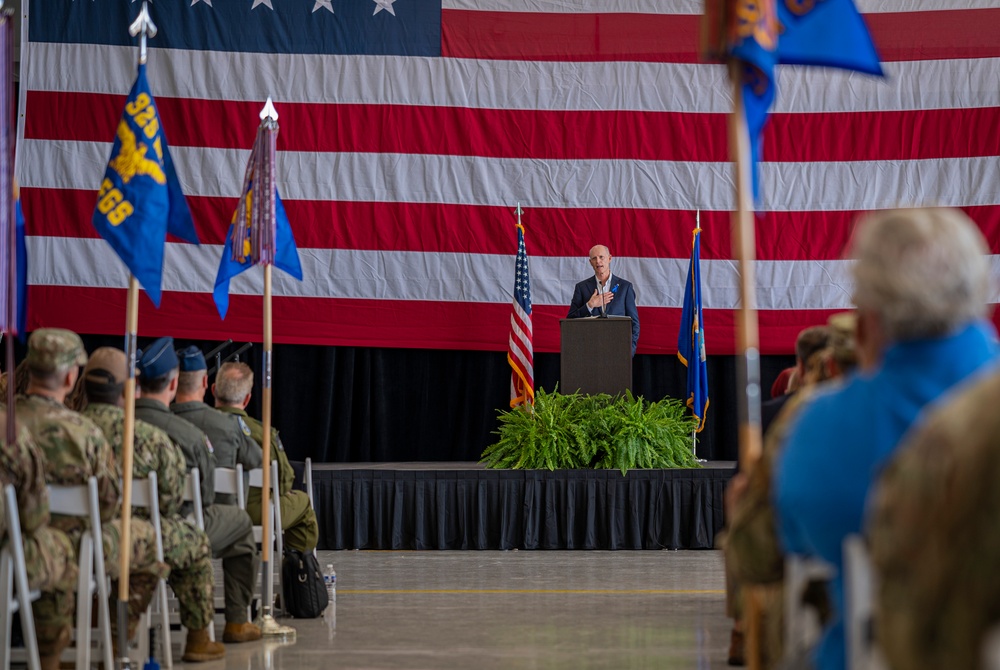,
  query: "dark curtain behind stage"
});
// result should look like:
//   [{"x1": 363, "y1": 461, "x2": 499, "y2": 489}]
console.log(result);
[{"x1": 69, "y1": 336, "x2": 794, "y2": 464}]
